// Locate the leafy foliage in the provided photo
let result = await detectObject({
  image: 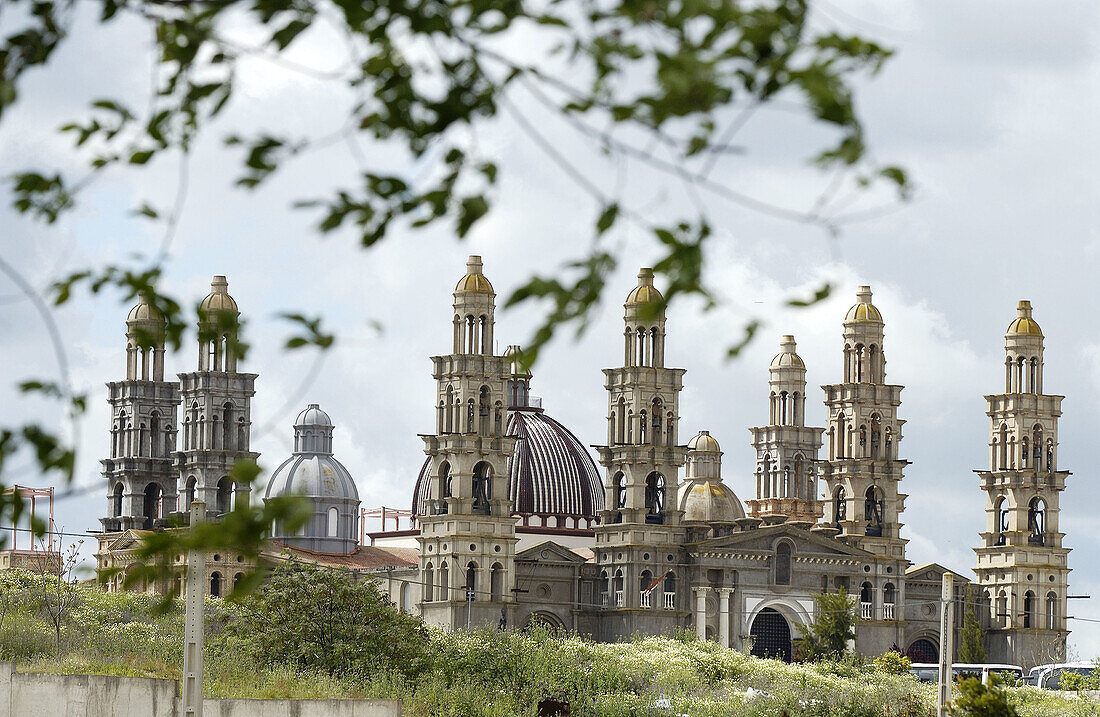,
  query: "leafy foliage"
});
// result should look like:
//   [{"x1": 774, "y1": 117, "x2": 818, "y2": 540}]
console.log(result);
[
  {"x1": 226, "y1": 562, "x2": 432, "y2": 679},
  {"x1": 796, "y1": 587, "x2": 857, "y2": 662},
  {"x1": 958, "y1": 609, "x2": 987, "y2": 665},
  {"x1": 0, "y1": 0, "x2": 908, "y2": 583},
  {"x1": 952, "y1": 674, "x2": 1019, "y2": 717},
  {"x1": 872, "y1": 649, "x2": 912, "y2": 675}
]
